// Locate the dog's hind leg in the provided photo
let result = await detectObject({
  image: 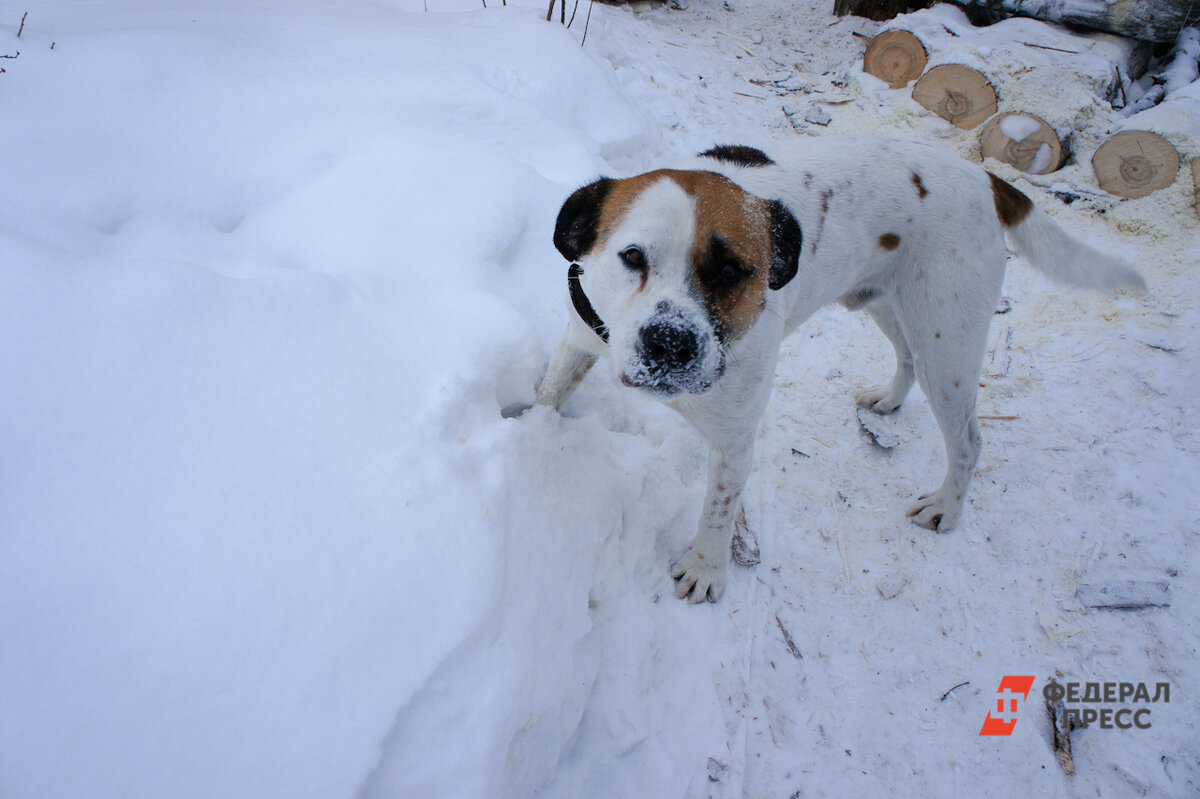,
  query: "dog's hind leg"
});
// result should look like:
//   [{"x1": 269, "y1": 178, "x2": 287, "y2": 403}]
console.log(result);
[
  {"x1": 897, "y1": 262, "x2": 999, "y2": 532},
  {"x1": 856, "y1": 300, "x2": 915, "y2": 415}
]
